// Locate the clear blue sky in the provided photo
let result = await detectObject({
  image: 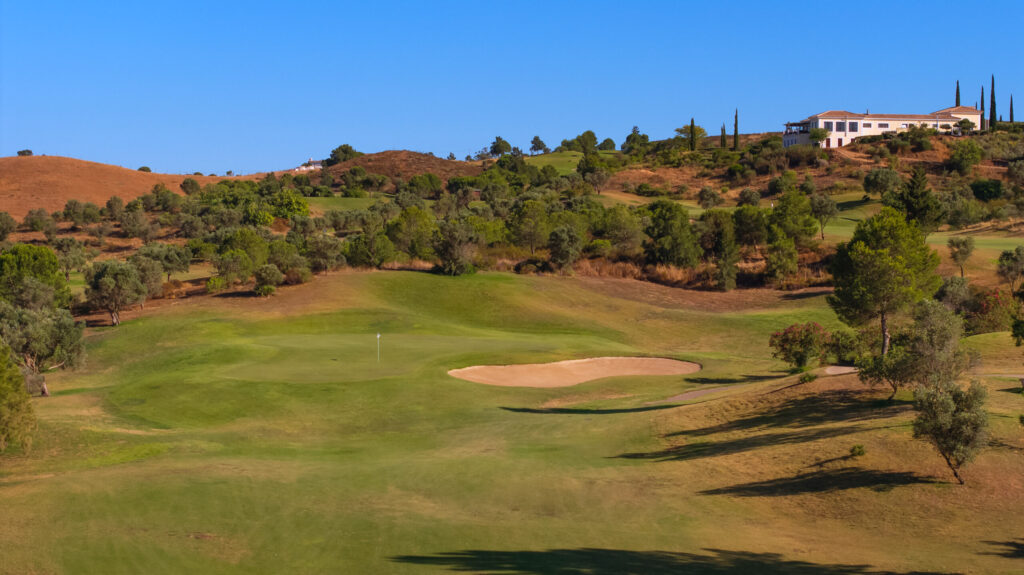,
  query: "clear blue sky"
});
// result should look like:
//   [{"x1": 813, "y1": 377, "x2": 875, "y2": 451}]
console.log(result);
[{"x1": 1, "y1": 0, "x2": 1021, "y2": 174}]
